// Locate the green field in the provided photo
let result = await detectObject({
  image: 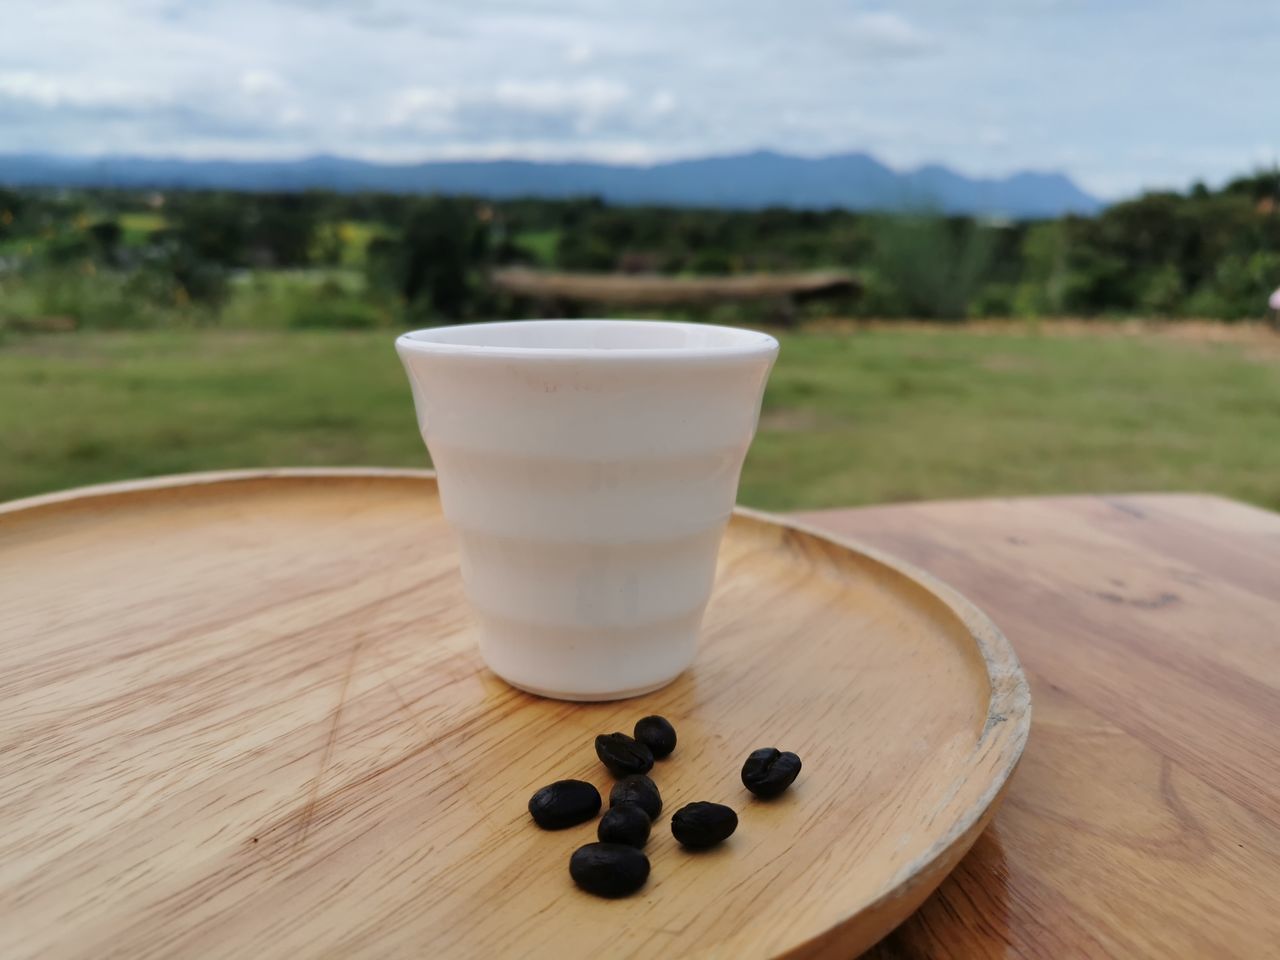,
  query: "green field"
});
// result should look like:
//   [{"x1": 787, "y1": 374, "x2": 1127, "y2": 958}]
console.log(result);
[
  {"x1": 514, "y1": 228, "x2": 561, "y2": 266},
  {"x1": 117, "y1": 211, "x2": 166, "y2": 246},
  {"x1": 2, "y1": 326, "x2": 1278, "y2": 511}
]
